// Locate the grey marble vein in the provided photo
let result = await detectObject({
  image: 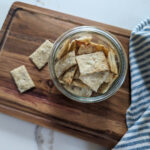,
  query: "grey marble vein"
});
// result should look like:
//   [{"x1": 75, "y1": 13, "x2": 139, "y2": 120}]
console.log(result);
[{"x1": 35, "y1": 126, "x2": 54, "y2": 150}]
